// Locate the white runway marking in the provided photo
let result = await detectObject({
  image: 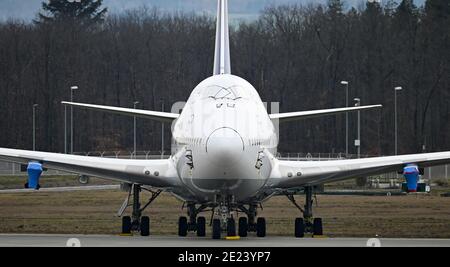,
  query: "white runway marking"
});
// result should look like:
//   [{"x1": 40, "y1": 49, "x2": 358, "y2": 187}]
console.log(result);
[{"x1": 0, "y1": 234, "x2": 449, "y2": 247}]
